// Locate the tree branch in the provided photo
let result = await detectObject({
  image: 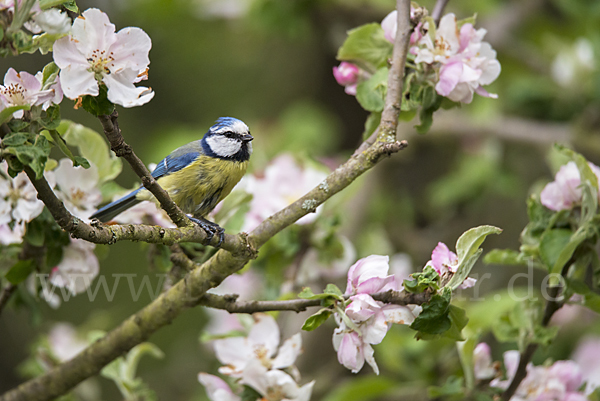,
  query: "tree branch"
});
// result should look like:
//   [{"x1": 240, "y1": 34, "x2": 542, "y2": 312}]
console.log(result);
[
  {"x1": 0, "y1": 2, "x2": 414, "y2": 400},
  {"x1": 97, "y1": 111, "x2": 189, "y2": 227},
  {"x1": 23, "y1": 166, "x2": 240, "y2": 250},
  {"x1": 199, "y1": 289, "x2": 432, "y2": 314},
  {"x1": 431, "y1": 0, "x2": 450, "y2": 26},
  {"x1": 355, "y1": 0, "x2": 412, "y2": 154}
]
